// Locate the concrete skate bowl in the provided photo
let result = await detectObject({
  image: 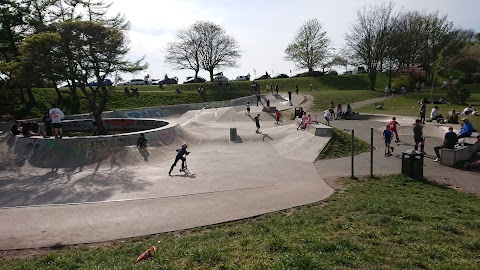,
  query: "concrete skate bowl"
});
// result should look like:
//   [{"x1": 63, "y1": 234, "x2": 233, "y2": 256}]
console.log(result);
[{"x1": 2, "y1": 118, "x2": 195, "y2": 169}]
